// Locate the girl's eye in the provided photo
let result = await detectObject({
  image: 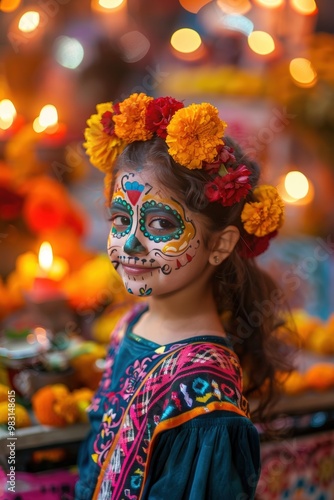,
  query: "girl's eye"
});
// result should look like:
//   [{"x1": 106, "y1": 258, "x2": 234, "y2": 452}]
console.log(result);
[
  {"x1": 149, "y1": 218, "x2": 177, "y2": 233},
  {"x1": 111, "y1": 215, "x2": 131, "y2": 228}
]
